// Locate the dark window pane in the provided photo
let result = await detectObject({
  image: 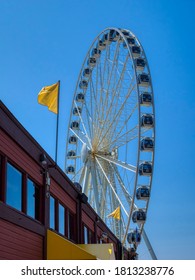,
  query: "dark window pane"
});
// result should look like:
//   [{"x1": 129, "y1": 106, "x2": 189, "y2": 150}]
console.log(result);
[
  {"x1": 50, "y1": 196, "x2": 55, "y2": 229},
  {"x1": 68, "y1": 211, "x2": 75, "y2": 240},
  {"x1": 6, "y1": 163, "x2": 22, "y2": 211},
  {"x1": 59, "y1": 203, "x2": 65, "y2": 235},
  {"x1": 84, "y1": 226, "x2": 88, "y2": 244},
  {"x1": 88, "y1": 229, "x2": 93, "y2": 244},
  {"x1": 27, "y1": 179, "x2": 40, "y2": 220}
]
